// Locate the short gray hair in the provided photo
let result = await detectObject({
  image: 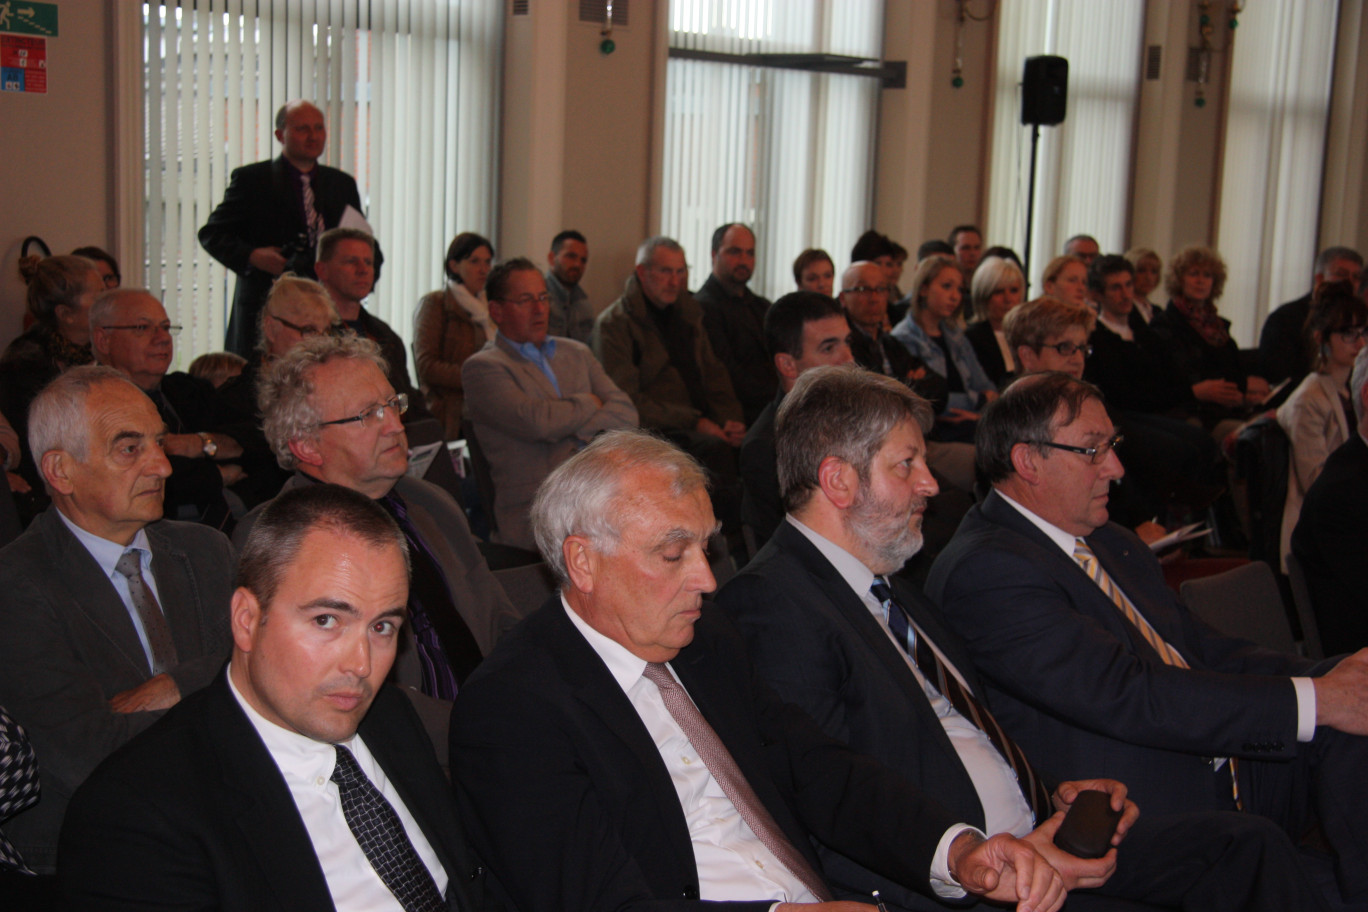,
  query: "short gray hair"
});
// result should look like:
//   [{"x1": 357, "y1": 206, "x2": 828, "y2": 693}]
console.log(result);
[
  {"x1": 29, "y1": 365, "x2": 145, "y2": 464},
  {"x1": 1316, "y1": 246, "x2": 1363, "y2": 277},
  {"x1": 1352, "y1": 345, "x2": 1368, "y2": 425},
  {"x1": 88, "y1": 287, "x2": 156, "y2": 338},
  {"x1": 258, "y1": 274, "x2": 338, "y2": 354},
  {"x1": 635, "y1": 236, "x2": 685, "y2": 268},
  {"x1": 530, "y1": 429, "x2": 708, "y2": 585},
  {"x1": 259, "y1": 333, "x2": 389, "y2": 470},
  {"x1": 776, "y1": 365, "x2": 934, "y2": 513}
]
